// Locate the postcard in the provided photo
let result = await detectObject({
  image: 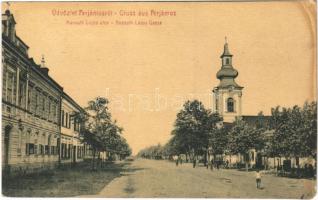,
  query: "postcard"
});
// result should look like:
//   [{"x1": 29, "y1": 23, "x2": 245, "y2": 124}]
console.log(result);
[{"x1": 1, "y1": 1, "x2": 316, "y2": 198}]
